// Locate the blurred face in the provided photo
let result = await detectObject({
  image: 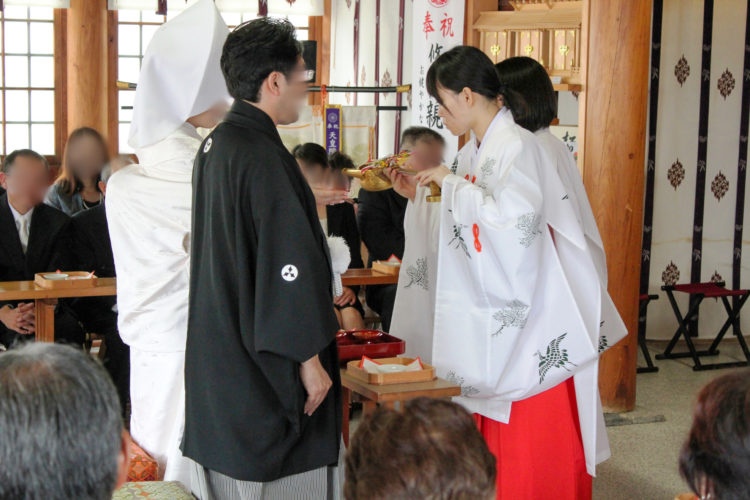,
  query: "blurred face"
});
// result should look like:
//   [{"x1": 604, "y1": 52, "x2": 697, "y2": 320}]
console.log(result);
[
  {"x1": 296, "y1": 158, "x2": 329, "y2": 186},
  {"x1": 0, "y1": 156, "x2": 49, "y2": 211},
  {"x1": 330, "y1": 169, "x2": 351, "y2": 191},
  {"x1": 276, "y1": 57, "x2": 311, "y2": 125},
  {"x1": 67, "y1": 135, "x2": 107, "y2": 182},
  {"x1": 435, "y1": 85, "x2": 474, "y2": 137},
  {"x1": 409, "y1": 139, "x2": 445, "y2": 171}
]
